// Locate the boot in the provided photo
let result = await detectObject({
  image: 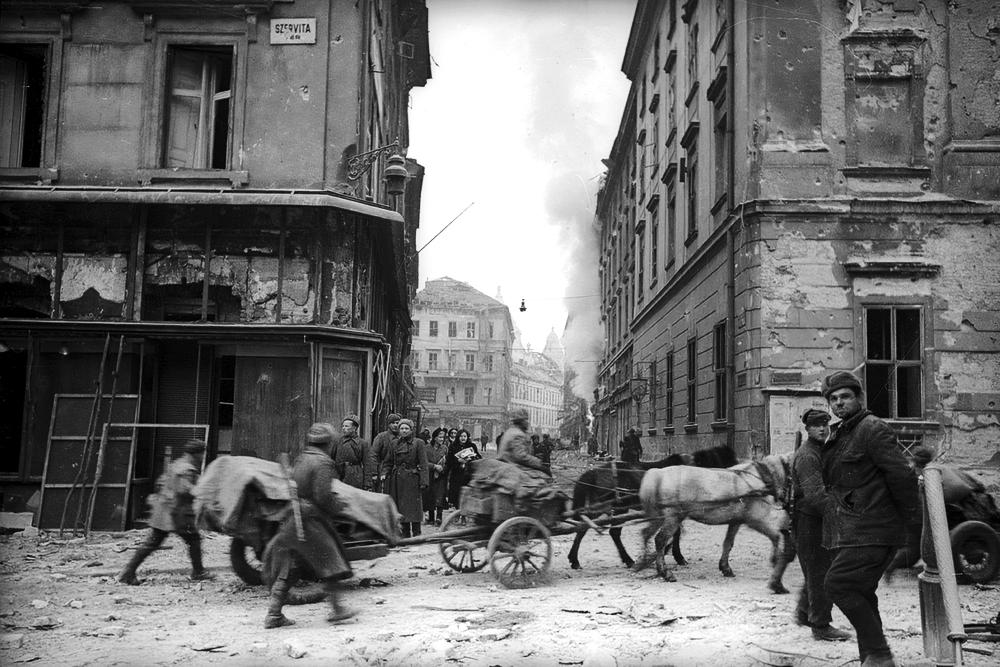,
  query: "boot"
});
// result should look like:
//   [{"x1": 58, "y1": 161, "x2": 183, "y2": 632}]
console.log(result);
[
  {"x1": 812, "y1": 625, "x2": 852, "y2": 642},
  {"x1": 410, "y1": 522, "x2": 421, "y2": 537},
  {"x1": 861, "y1": 652, "x2": 896, "y2": 667},
  {"x1": 186, "y1": 536, "x2": 215, "y2": 581},
  {"x1": 326, "y1": 583, "x2": 357, "y2": 624},
  {"x1": 117, "y1": 545, "x2": 154, "y2": 585},
  {"x1": 263, "y1": 575, "x2": 295, "y2": 629}
]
